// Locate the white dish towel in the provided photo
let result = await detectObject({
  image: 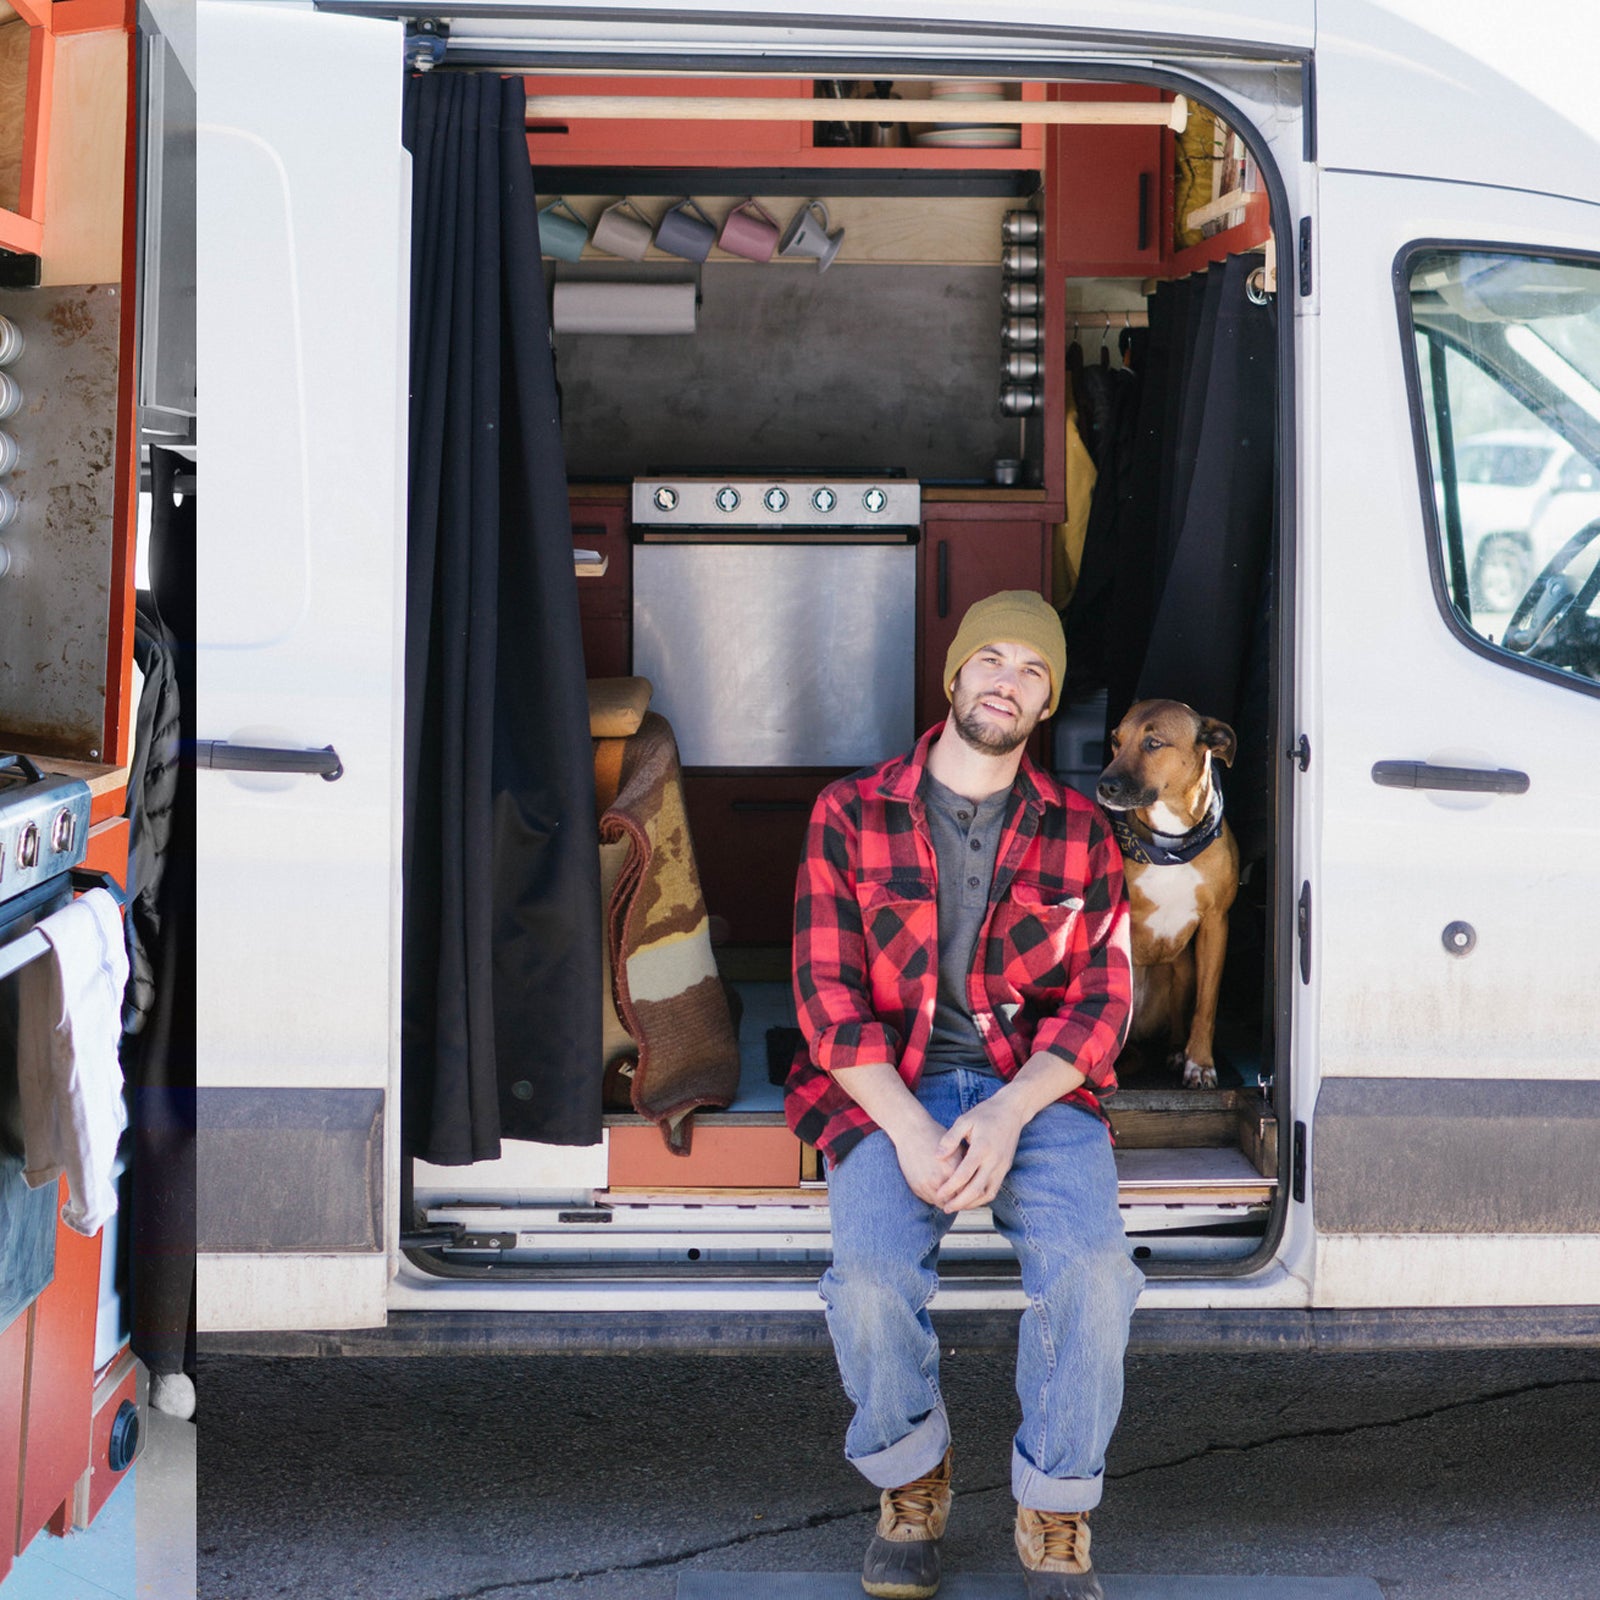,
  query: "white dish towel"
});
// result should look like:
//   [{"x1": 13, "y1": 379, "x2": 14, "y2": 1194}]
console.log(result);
[{"x1": 16, "y1": 888, "x2": 129, "y2": 1236}]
